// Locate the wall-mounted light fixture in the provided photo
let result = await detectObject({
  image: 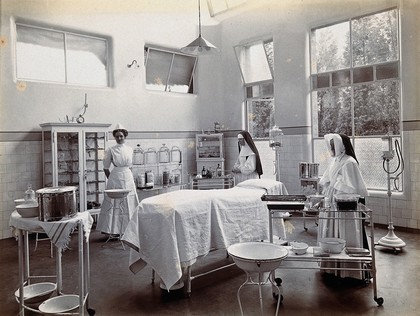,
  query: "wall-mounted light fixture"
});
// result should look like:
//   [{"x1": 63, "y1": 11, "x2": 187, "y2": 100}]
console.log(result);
[{"x1": 127, "y1": 60, "x2": 139, "y2": 68}]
